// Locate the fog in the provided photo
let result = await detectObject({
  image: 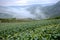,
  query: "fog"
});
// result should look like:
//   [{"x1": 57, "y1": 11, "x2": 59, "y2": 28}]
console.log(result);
[
  {"x1": 0, "y1": 0, "x2": 60, "y2": 19},
  {"x1": 0, "y1": 6, "x2": 48, "y2": 20}
]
